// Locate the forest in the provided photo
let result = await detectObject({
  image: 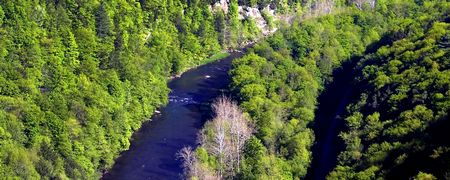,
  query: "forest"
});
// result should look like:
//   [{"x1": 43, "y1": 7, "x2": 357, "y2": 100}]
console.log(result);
[
  {"x1": 224, "y1": 0, "x2": 449, "y2": 179},
  {"x1": 330, "y1": 19, "x2": 449, "y2": 179},
  {"x1": 0, "y1": 0, "x2": 267, "y2": 178},
  {"x1": 0, "y1": 0, "x2": 449, "y2": 179}
]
